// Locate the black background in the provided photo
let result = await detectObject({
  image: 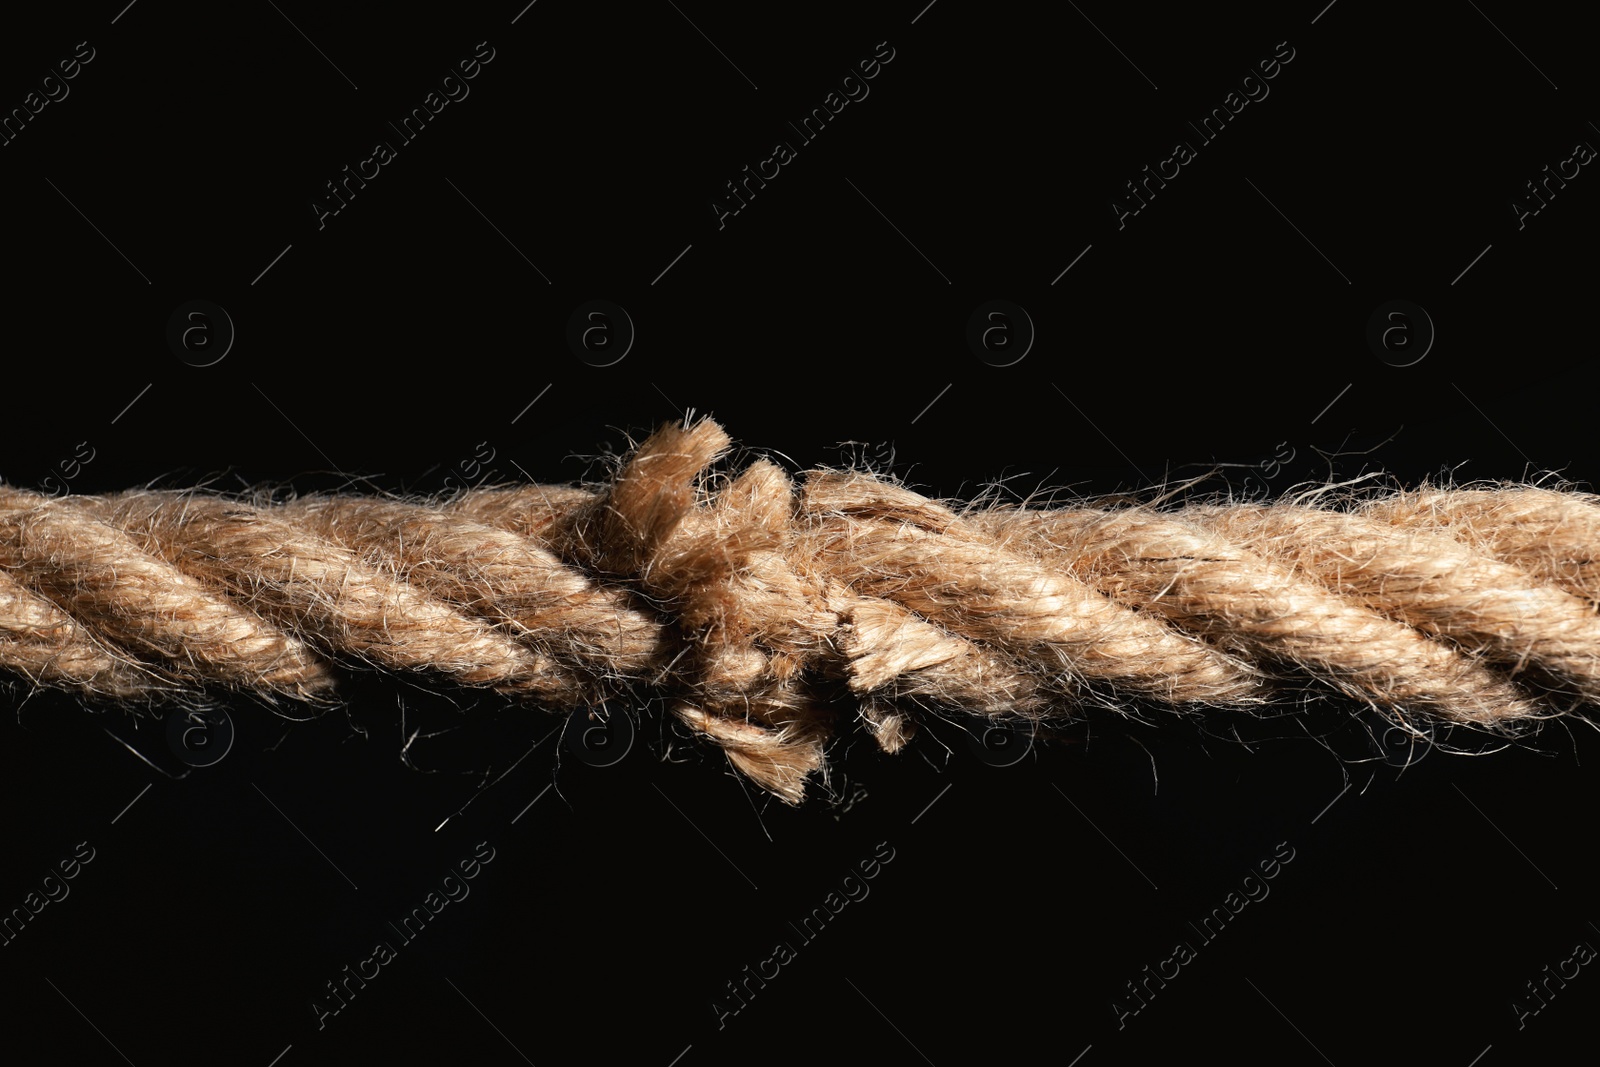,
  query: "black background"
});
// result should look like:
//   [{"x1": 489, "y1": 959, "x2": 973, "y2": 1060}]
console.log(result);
[{"x1": 2, "y1": 2, "x2": 1597, "y2": 1064}]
